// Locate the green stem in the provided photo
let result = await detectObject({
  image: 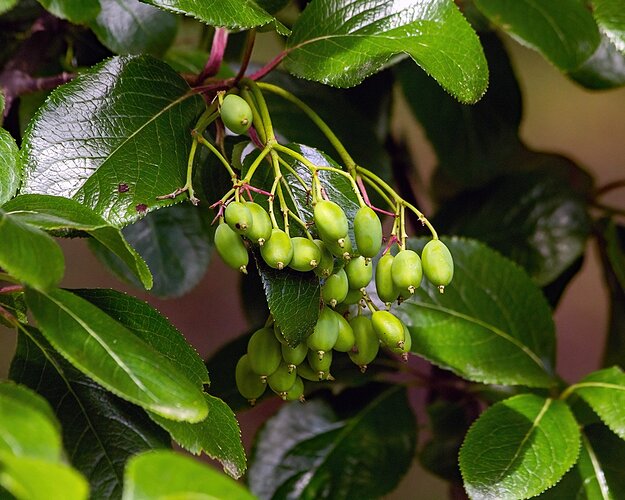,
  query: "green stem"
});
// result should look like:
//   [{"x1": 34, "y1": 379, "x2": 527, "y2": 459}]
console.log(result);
[
  {"x1": 241, "y1": 144, "x2": 273, "y2": 184},
  {"x1": 194, "y1": 106, "x2": 219, "y2": 135},
  {"x1": 276, "y1": 155, "x2": 309, "y2": 190},
  {"x1": 359, "y1": 174, "x2": 396, "y2": 211},
  {"x1": 196, "y1": 134, "x2": 237, "y2": 180},
  {"x1": 241, "y1": 78, "x2": 275, "y2": 142},
  {"x1": 268, "y1": 175, "x2": 280, "y2": 228},
  {"x1": 239, "y1": 87, "x2": 267, "y2": 144},
  {"x1": 257, "y1": 82, "x2": 356, "y2": 173},
  {"x1": 271, "y1": 151, "x2": 289, "y2": 233}
]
